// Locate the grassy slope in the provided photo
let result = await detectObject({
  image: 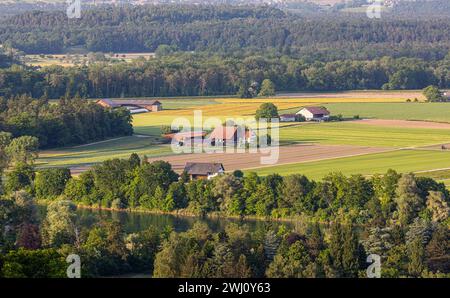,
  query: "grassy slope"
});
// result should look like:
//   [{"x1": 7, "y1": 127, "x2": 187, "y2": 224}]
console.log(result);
[
  {"x1": 37, "y1": 136, "x2": 173, "y2": 168},
  {"x1": 246, "y1": 150, "x2": 450, "y2": 179}
]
